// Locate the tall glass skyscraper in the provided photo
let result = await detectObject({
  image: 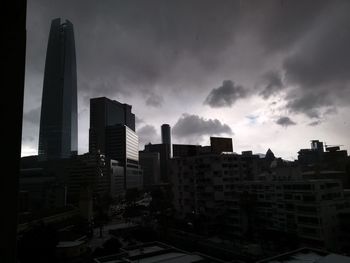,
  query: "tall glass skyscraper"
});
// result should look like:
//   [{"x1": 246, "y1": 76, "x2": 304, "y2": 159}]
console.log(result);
[{"x1": 38, "y1": 18, "x2": 78, "y2": 160}]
